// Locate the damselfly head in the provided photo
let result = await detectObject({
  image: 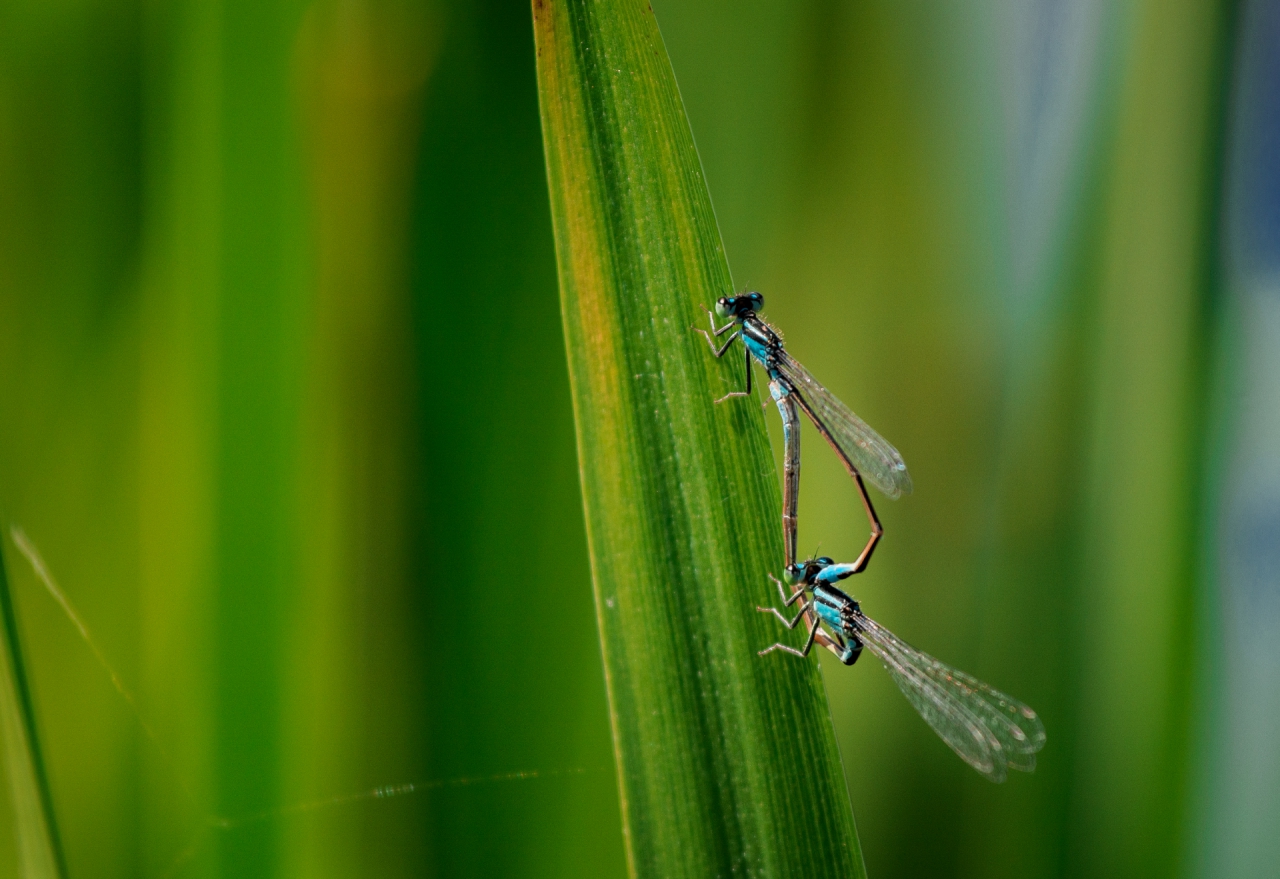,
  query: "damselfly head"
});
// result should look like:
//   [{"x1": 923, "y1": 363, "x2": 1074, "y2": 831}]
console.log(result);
[
  {"x1": 716, "y1": 292, "x2": 764, "y2": 319},
  {"x1": 794, "y1": 556, "x2": 835, "y2": 584}
]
